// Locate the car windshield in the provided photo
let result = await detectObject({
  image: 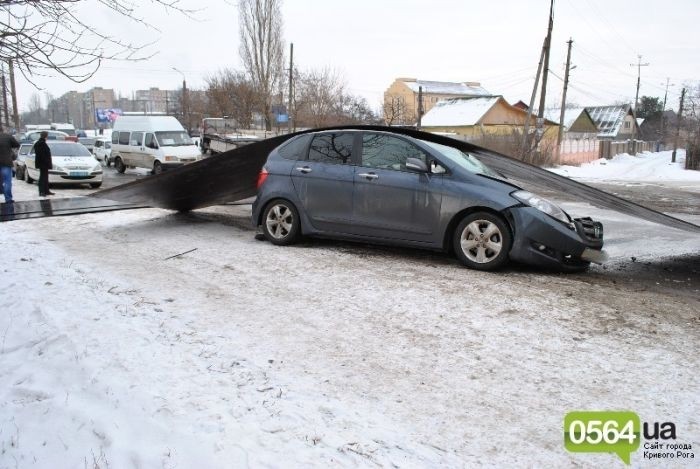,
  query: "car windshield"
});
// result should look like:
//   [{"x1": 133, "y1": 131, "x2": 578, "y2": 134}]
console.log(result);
[
  {"x1": 45, "y1": 142, "x2": 93, "y2": 157},
  {"x1": 422, "y1": 140, "x2": 498, "y2": 177},
  {"x1": 155, "y1": 131, "x2": 192, "y2": 147},
  {"x1": 19, "y1": 145, "x2": 32, "y2": 155}
]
